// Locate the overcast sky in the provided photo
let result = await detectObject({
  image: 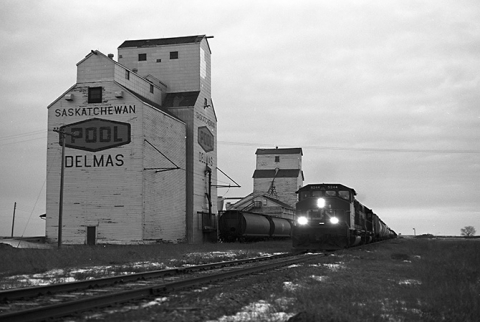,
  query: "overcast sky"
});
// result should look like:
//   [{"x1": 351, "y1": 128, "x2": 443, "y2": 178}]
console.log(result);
[{"x1": 1, "y1": 0, "x2": 479, "y2": 237}]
